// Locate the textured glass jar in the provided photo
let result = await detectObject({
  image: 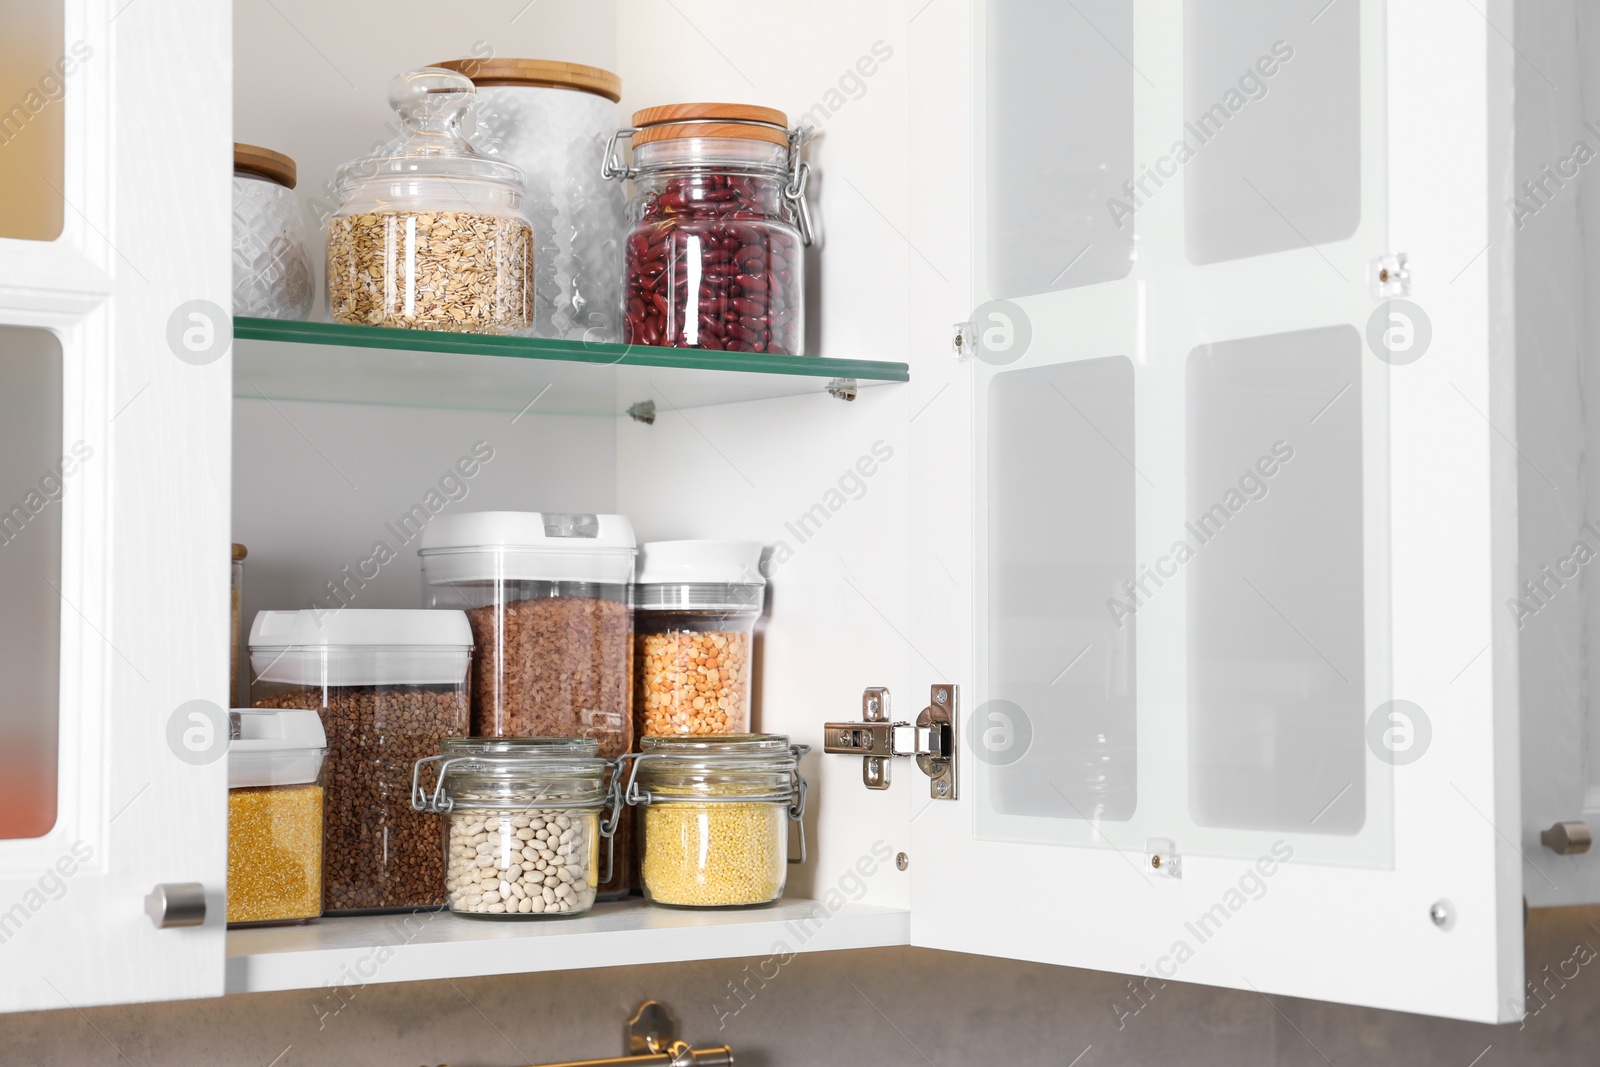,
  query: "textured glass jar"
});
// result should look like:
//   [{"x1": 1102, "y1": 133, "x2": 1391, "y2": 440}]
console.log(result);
[
  {"x1": 628, "y1": 735, "x2": 807, "y2": 908},
  {"x1": 232, "y1": 144, "x2": 313, "y2": 320},
  {"x1": 415, "y1": 738, "x2": 612, "y2": 919},
  {"x1": 608, "y1": 104, "x2": 813, "y2": 355},
  {"x1": 327, "y1": 68, "x2": 533, "y2": 334},
  {"x1": 435, "y1": 58, "x2": 625, "y2": 342}
]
